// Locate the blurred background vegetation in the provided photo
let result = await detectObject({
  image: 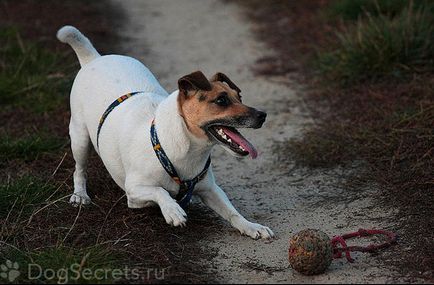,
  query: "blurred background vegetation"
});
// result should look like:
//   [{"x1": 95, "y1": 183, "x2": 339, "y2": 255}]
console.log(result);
[{"x1": 320, "y1": 0, "x2": 434, "y2": 84}]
